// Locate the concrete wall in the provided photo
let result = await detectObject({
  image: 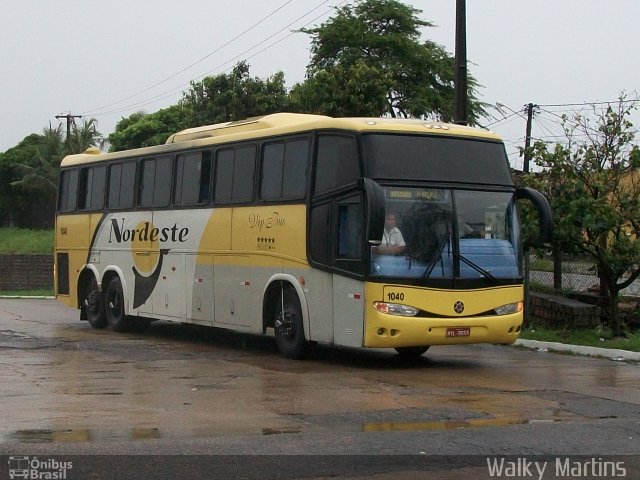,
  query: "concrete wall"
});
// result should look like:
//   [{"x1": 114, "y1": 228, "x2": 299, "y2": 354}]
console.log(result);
[{"x1": 0, "y1": 255, "x2": 53, "y2": 291}]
